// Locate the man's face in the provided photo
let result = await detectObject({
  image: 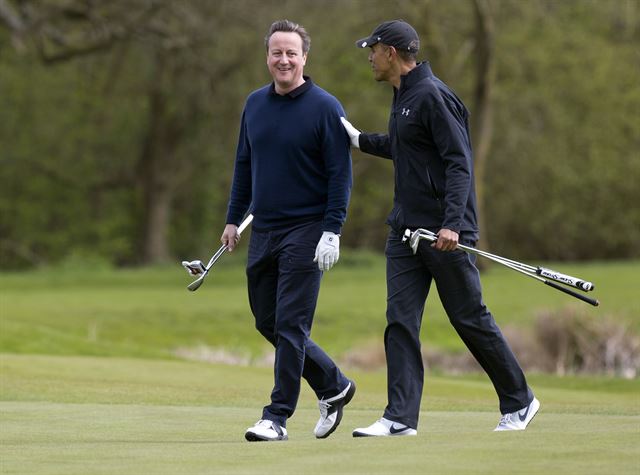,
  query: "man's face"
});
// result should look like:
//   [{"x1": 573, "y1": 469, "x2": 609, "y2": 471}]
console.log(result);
[
  {"x1": 267, "y1": 31, "x2": 307, "y2": 93},
  {"x1": 368, "y1": 43, "x2": 392, "y2": 82}
]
